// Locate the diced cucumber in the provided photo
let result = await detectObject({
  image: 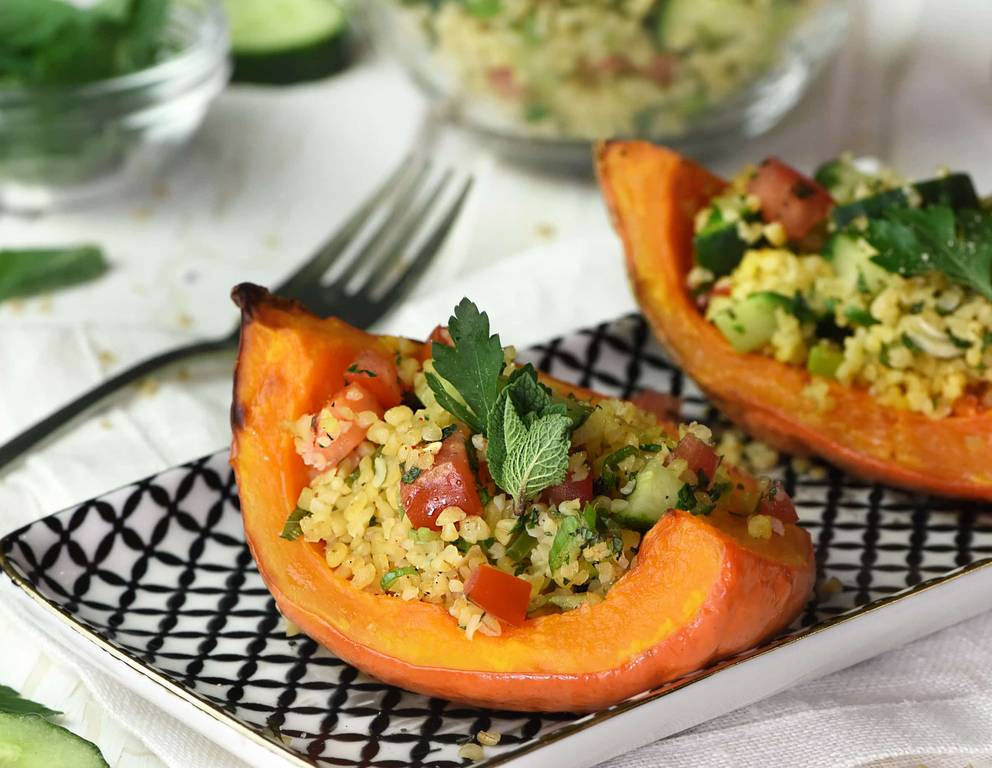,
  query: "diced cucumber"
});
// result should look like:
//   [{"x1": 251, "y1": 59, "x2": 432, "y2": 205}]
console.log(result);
[
  {"x1": 823, "y1": 233, "x2": 888, "y2": 293},
  {"x1": 711, "y1": 292, "x2": 784, "y2": 353},
  {"x1": 224, "y1": 0, "x2": 351, "y2": 84},
  {"x1": 656, "y1": 0, "x2": 762, "y2": 50},
  {"x1": 693, "y1": 223, "x2": 748, "y2": 278},
  {"x1": 806, "y1": 341, "x2": 843, "y2": 378},
  {"x1": 548, "y1": 594, "x2": 589, "y2": 611},
  {"x1": 814, "y1": 158, "x2": 875, "y2": 202},
  {"x1": 0, "y1": 713, "x2": 108, "y2": 768},
  {"x1": 614, "y1": 455, "x2": 685, "y2": 532},
  {"x1": 831, "y1": 173, "x2": 979, "y2": 227}
]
